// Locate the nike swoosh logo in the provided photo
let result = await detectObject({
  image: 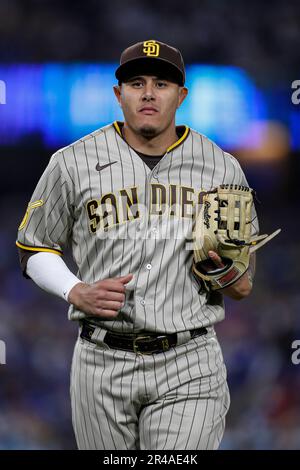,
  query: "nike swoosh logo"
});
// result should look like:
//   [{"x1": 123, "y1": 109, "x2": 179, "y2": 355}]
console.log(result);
[{"x1": 96, "y1": 161, "x2": 117, "y2": 172}]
